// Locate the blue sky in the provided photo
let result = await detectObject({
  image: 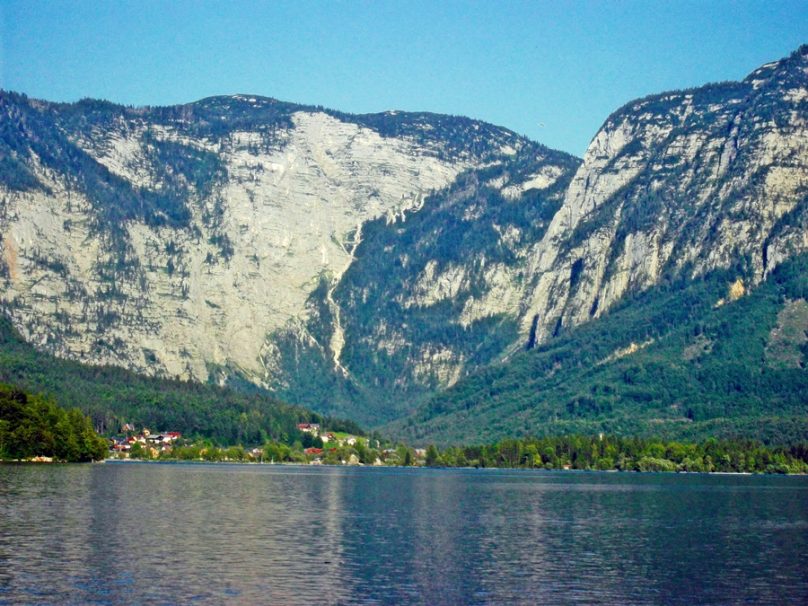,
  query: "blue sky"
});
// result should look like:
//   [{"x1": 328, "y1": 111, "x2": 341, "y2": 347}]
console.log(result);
[{"x1": 1, "y1": 0, "x2": 805, "y2": 156}]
